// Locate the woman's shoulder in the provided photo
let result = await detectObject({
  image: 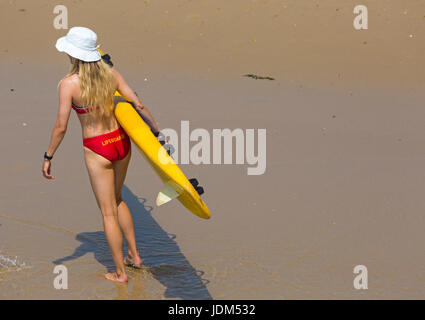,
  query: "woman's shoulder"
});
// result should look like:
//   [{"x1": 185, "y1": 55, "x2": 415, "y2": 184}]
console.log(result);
[
  {"x1": 110, "y1": 67, "x2": 119, "y2": 78},
  {"x1": 110, "y1": 67, "x2": 125, "y2": 83},
  {"x1": 59, "y1": 74, "x2": 79, "y2": 88}
]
